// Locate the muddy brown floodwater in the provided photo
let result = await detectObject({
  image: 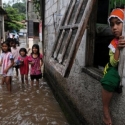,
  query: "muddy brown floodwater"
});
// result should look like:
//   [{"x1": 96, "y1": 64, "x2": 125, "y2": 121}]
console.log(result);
[{"x1": 0, "y1": 77, "x2": 69, "y2": 125}]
